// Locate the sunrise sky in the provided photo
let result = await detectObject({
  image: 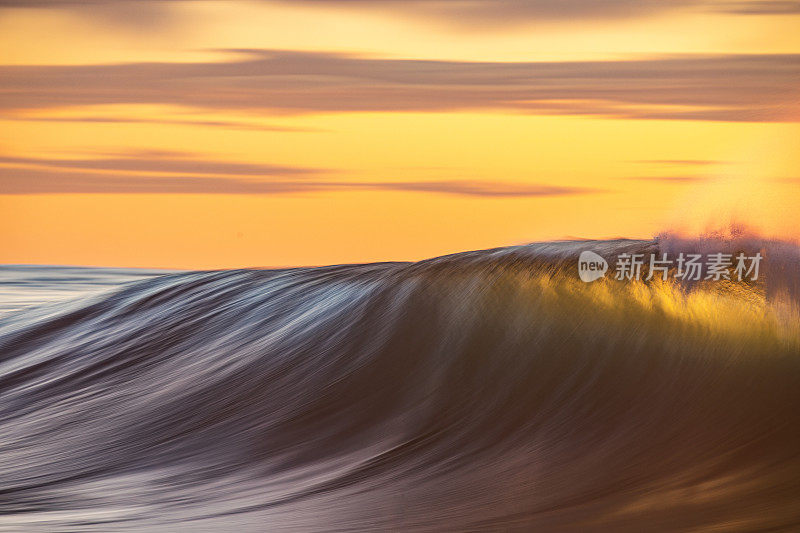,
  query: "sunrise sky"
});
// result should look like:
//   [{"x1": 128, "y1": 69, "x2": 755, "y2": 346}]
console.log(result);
[{"x1": 1, "y1": 0, "x2": 799, "y2": 268}]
